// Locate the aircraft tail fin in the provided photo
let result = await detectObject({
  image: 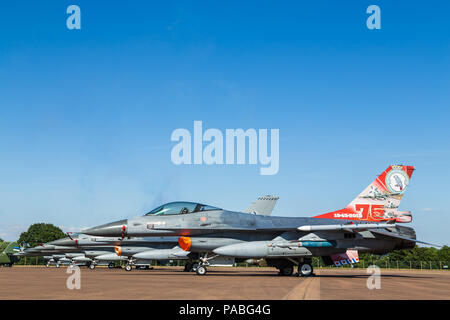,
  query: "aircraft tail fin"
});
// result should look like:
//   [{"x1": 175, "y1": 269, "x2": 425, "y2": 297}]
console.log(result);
[
  {"x1": 244, "y1": 195, "x2": 279, "y2": 215},
  {"x1": 3, "y1": 242, "x2": 19, "y2": 255},
  {"x1": 314, "y1": 165, "x2": 415, "y2": 223}
]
